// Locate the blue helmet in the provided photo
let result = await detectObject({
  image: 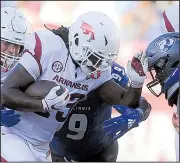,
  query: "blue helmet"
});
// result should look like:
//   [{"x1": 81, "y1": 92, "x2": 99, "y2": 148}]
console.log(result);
[{"x1": 146, "y1": 32, "x2": 179, "y2": 97}]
